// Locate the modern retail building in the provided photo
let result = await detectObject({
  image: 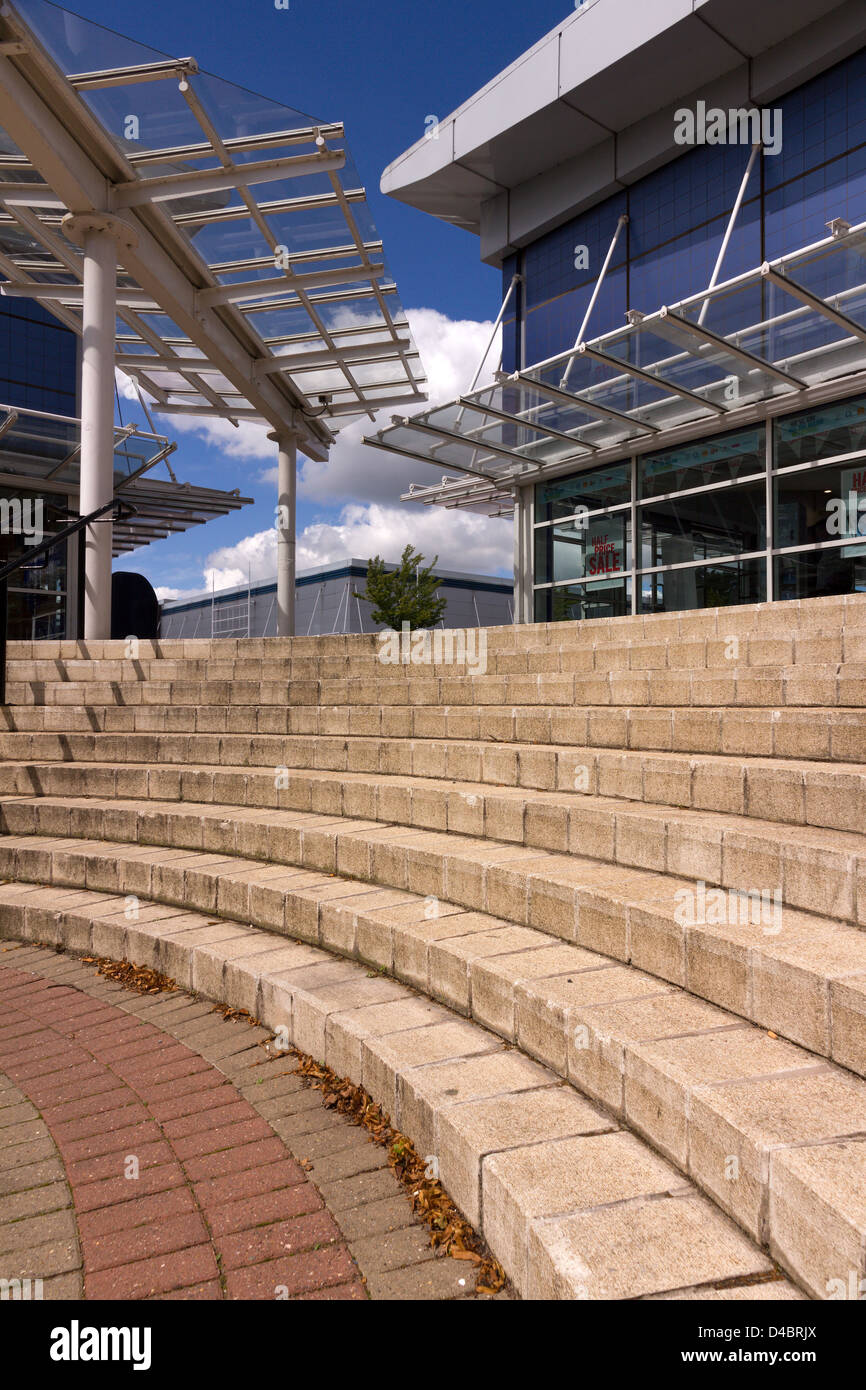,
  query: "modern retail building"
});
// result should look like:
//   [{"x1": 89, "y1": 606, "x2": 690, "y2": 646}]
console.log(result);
[{"x1": 372, "y1": 0, "x2": 866, "y2": 624}]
